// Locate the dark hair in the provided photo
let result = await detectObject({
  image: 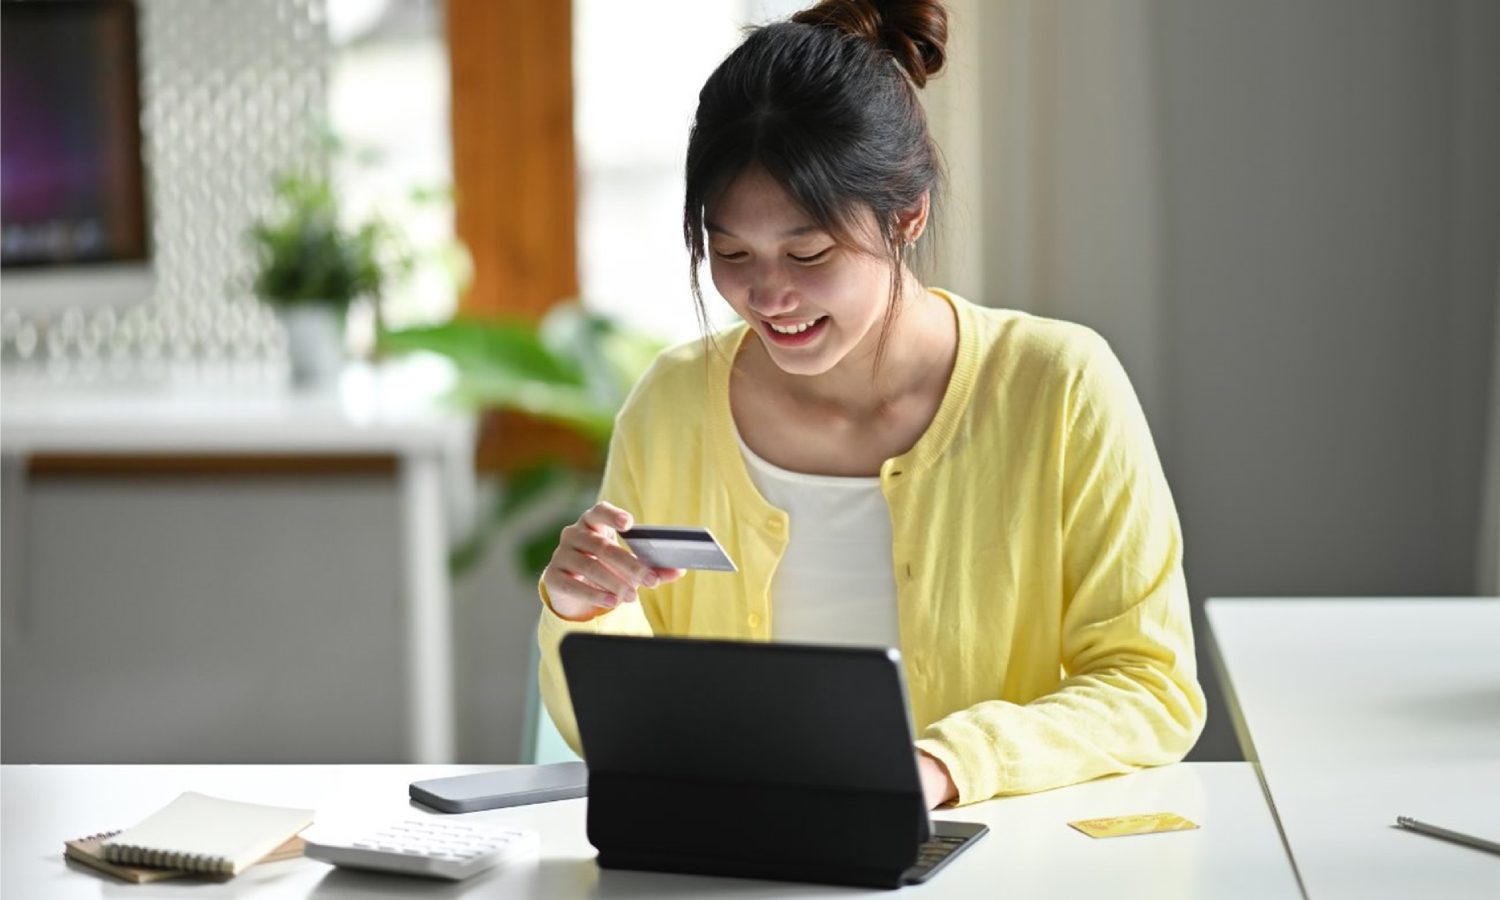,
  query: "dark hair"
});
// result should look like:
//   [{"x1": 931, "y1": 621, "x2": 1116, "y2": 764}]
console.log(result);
[{"x1": 683, "y1": 0, "x2": 949, "y2": 366}]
